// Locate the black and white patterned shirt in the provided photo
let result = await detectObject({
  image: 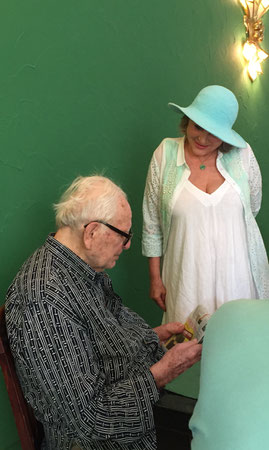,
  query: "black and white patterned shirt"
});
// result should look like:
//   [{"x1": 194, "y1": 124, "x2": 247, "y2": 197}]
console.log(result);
[{"x1": 5, "y1": 235, "x2": 164, "y2": 450}]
